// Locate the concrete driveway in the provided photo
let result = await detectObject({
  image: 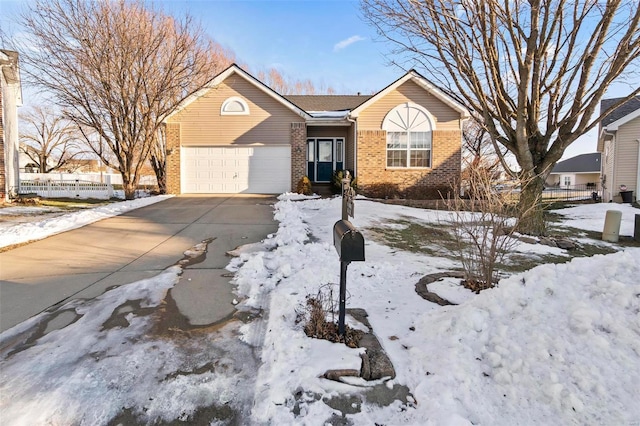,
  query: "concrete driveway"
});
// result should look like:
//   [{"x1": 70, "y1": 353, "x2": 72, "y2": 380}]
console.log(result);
[{"x1": 0, "y1": 195, "x2": 278, "y2": 332}]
